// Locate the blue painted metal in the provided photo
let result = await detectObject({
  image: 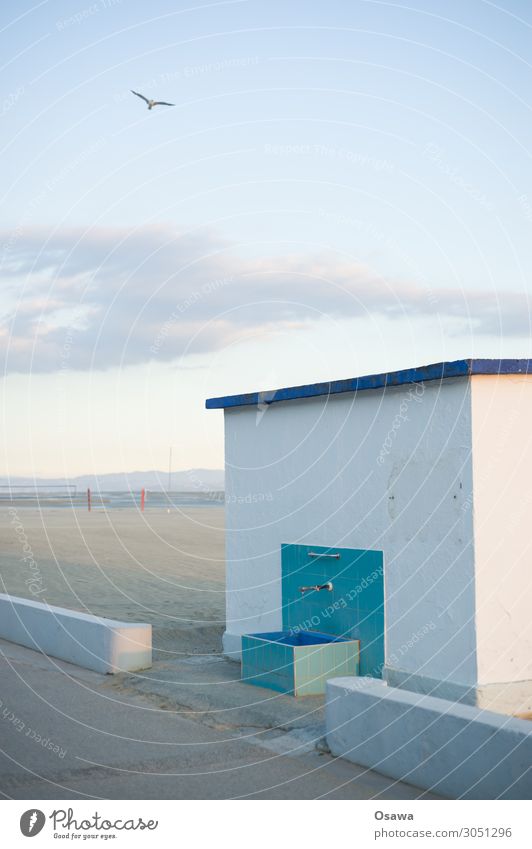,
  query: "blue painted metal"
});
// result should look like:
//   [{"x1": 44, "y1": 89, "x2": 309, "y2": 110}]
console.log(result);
[{"x1": 206, "y1": 358, "x2": 532, "y2": 410}]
